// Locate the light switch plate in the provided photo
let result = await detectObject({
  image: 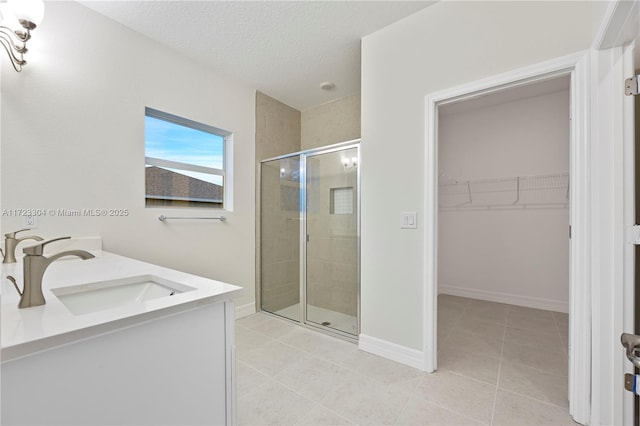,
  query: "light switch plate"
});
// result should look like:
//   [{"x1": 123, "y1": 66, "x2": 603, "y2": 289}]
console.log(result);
[{"x1": 400, "y1": 212, "x2": 417, "y2": 229}]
